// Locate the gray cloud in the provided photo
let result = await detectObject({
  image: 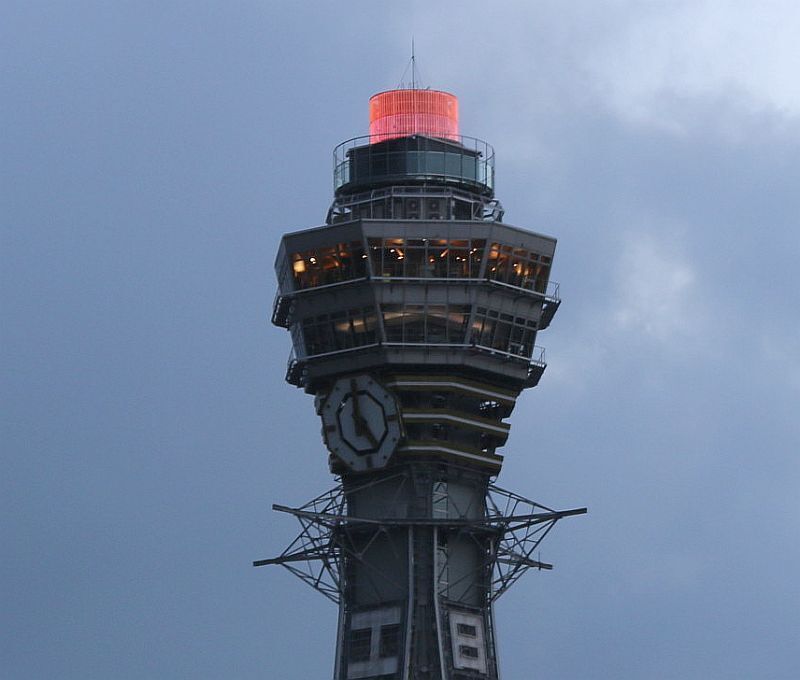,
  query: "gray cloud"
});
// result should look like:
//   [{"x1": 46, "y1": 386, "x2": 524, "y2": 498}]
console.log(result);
[{"x1": 2, "y1": 2, "x2": 798, "y2": 678}]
